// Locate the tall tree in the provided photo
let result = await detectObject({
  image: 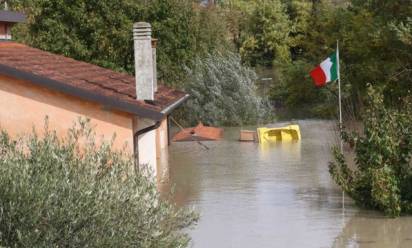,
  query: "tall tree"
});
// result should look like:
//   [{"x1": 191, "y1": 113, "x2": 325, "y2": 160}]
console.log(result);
[
  {"x1": 238, "y1": 0, "x2": 291, "y2": 66},
  {"x1": 10, "y1": 0, "x2": 229, "y2": 86}
]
